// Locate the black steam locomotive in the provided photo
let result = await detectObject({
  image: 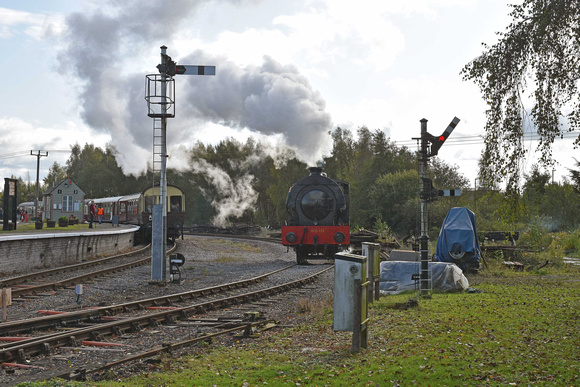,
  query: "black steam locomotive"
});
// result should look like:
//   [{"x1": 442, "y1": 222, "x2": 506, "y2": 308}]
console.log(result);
[{"x1": 282, "y1": 167, "x2": 350, "y2": 264}]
